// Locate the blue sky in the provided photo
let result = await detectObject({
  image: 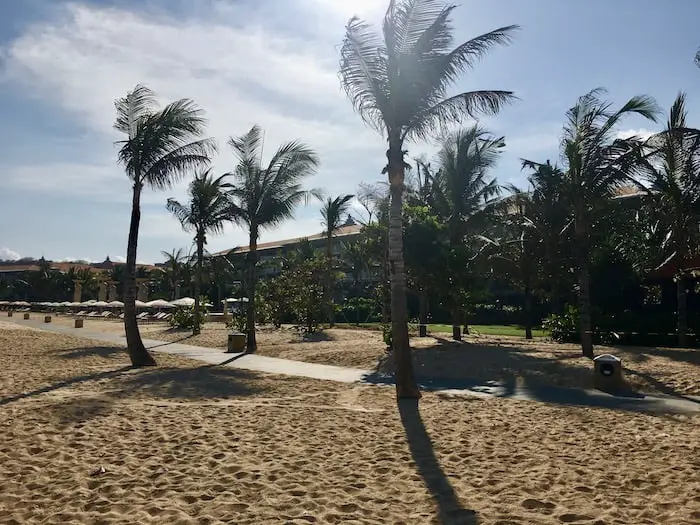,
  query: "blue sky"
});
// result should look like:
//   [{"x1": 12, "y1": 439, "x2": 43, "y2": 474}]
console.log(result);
[{"x1": 0, "y1": 0, "x2": 698, "y2": 264}]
